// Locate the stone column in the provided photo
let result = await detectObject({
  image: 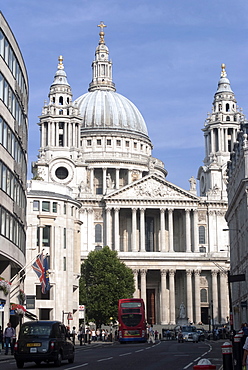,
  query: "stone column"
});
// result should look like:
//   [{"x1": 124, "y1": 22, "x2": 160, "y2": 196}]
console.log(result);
[
  {"x1": 169, "y1": 270, "x2": 176, "y2": 324},
  {"x1": 72, "y1": 122, "x2": 76, "y2": 147},
  {"x1": 133, "y1": 269, "x2": 139, "y2": 298},
  {"x1": 160, "y1": 208, "x2": 166, "y2": 252},
  {"x1": 211, "y1": 270, "x2": 218, "y2": 326},
  {"x1": 90, "y1": 168, "x2": 94, "y2": 193},
  {"x1": 87, "y1": 208, "x2": 94, "y2": 251},
  {"x1": 168, "y1": 209, "x2": 174, "y2": 252},
  {"x1": 161, "y1": 269, "x2": 167, "y2": 324},
  {"x1": 220, "y1": 271, "x2": 228, "y2": 324},
  {"x1": 114, "y1": 208, "x2": 120, "y2": 251},
  {"x1": 131, "y1": 208, "x2": 137, "y2": 252},
  {"x1": 186, "y1": 270, "x2": 193, "y2": 323},
  {"x1": 47, "y1": 121, "x2": 51, "y2": 146},
  {"x1": 185, "y1": 209, "x2": 191, "y2": 252},
  {"x1": 116, "y1": 168, "x2": 120, "y2": 190},
  {"x1": 56, "y1": 121, "x2": 59, "y2": 146},
  {"x1": 105, "y1": 207, "x2": 111, "y2": 247},
  {"x1": 193, "y1": 209, "x2": 198, "y2": 252},
  {"x1": 140, "y1": 208, "x2": 146, "y2": 252},
  {"x1": 210, "y1": 129, "x2": 215, "y2": 153},
  {"x1": 194, "y1": 270, "x2": 201, "y2": 324},
  {"x1": 64, "y1": 122, "x2": 68, "y2": 147},
  {"x1": 140, "y1": 269, "x2": 147, "y2": 313},
  {"x1": 128, "y1": 170, "x2": 132, "y2": 184},
  {"x1": 102, "y1": 168, "x2": 107, "y2": 195}
]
